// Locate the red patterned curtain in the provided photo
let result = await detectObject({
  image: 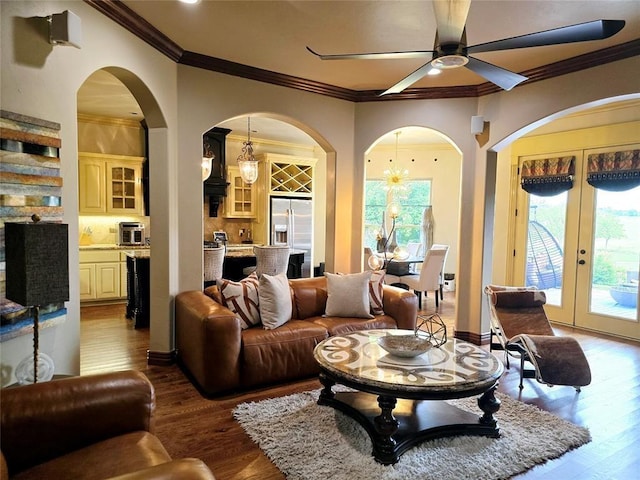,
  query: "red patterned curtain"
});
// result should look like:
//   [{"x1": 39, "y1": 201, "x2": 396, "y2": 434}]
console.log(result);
[
  {"x1": 520, "y1": 156, "x2": 575, "y2": 196},
  {"x1": 587, "y1": 149, "x2": 640, "y2": 191}
]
